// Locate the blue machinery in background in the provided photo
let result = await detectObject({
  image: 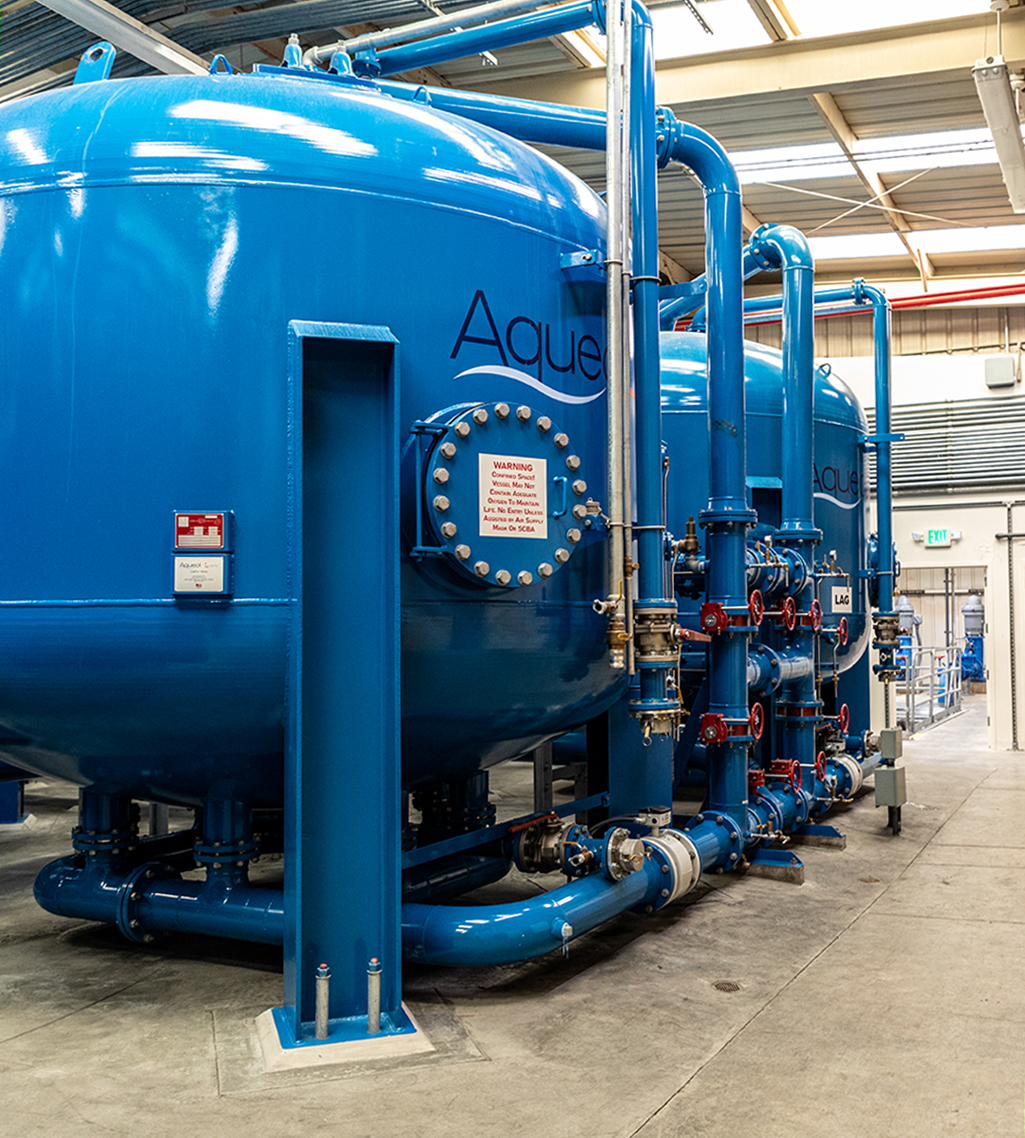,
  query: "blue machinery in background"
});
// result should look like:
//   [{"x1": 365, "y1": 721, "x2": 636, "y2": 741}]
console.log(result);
[{"x1": 1, "y1": 0, "x2": 904, "y2": 1054}]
